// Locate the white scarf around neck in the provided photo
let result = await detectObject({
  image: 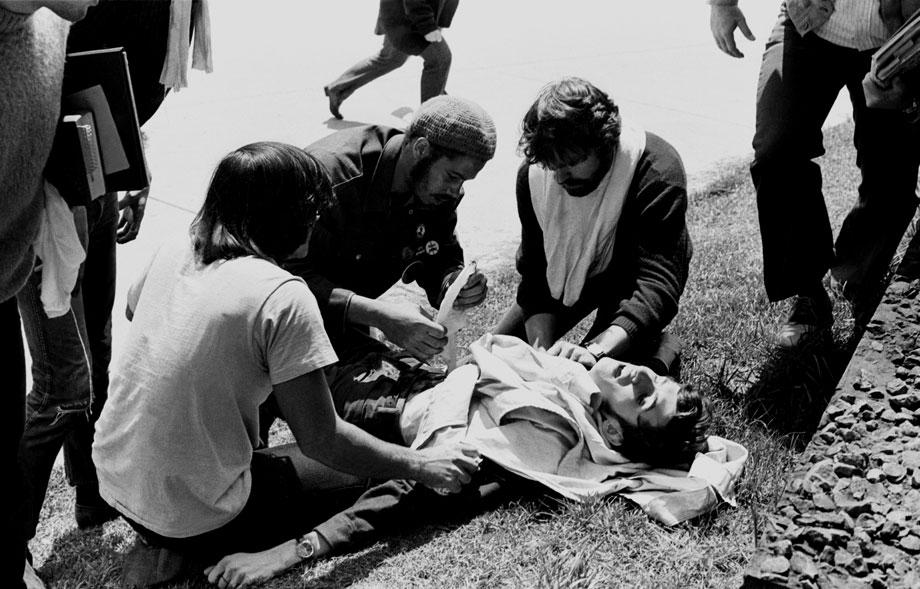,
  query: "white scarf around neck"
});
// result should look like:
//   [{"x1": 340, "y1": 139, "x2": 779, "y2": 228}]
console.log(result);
[{"x1": 529, "y1": 124, "x2": 646, "y2": 307}]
